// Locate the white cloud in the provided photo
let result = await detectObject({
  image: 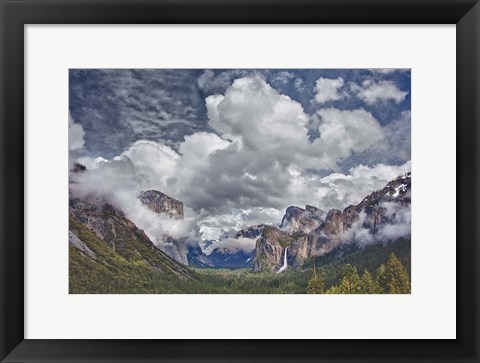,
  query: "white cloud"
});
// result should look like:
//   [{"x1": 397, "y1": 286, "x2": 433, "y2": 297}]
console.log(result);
[
  {"x1": 69, "y1": 114, "x2": 85, "y2": 151},
  {"x1": 313, "y1": 77, "x2": 345, "y2": 104},
  {"x1": 369, "y1": 68, "x2": 410, "y2": 75},
  {"x1": 206, "y1": 76, "x2": 309, "y2": 149},
  {"x1": 340, "y1": 202, "x2": 411, "y2": 246},
  {"x1": 351, "y1": 79, "x2": 408, "y2": 105},
  {"x1": 384, "y1": 111, "x2": 411, "y2": 162},
  {"x1": 71, "y1": 75, "x2": 409, "y2": 245},
  {"x1": 205, "y1": 237, "x2": 258, "y2": 255},
  {"x1": 308, "y1": 107, "x2": 387, "y2": 170},
  {"x1": 316, "y1": 160, "x2": 411, "y2": 209},
  {"x1": 179, "y1": 132, "x2": 230, "y2": 167},
  {"x1": 294, "y1": 78, "x2": 305, "y2": 92},
  {"x1": 197, "y1": 69, "x2": 251, "y2": 94},
  {"x1": 69, "y1": 114, "x2": 86, "y2": 169},
  {"x1": 272, "y1": 71, "x2": 295, "y2": 84}
]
